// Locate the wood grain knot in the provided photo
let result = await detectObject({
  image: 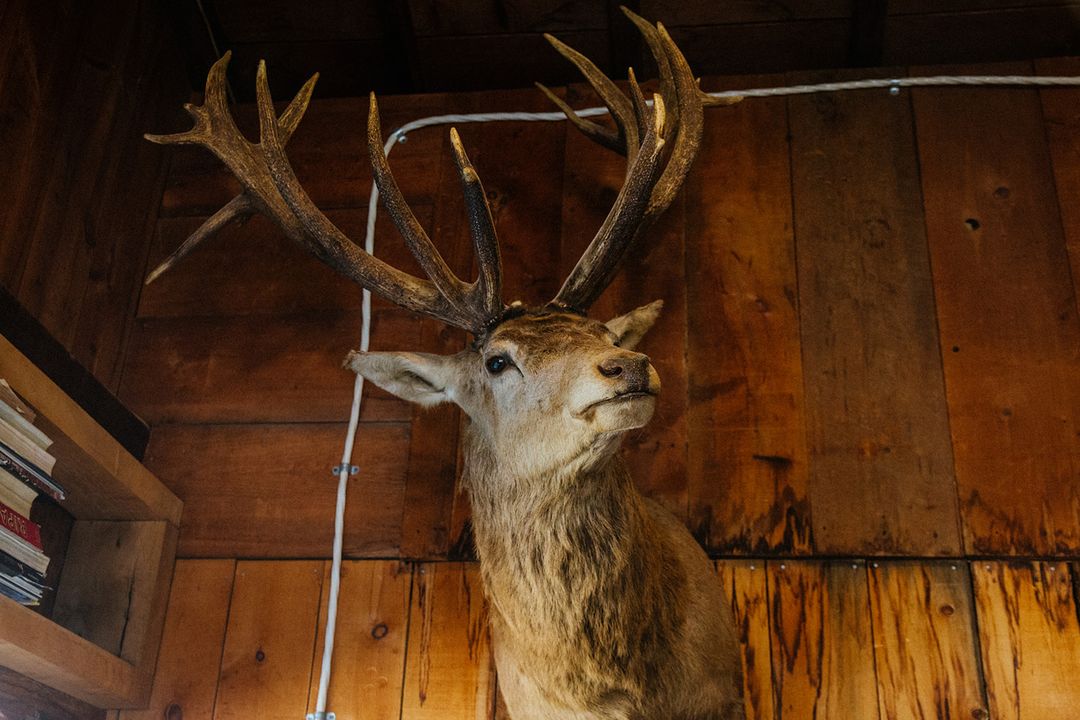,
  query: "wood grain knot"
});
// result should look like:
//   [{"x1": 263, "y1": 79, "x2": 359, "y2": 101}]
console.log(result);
[
  {"x1": 255, "y1": 648, "x2": 266, "y2": 662},
  {"x1": 939, "y1": 603, "x2": 955, "y2": 616},
  {"x1": 371, "y1": 622, "x2": 390, "y2": 639},
  {"x1": 165, "y1": 703, "x2": 183, "y2": 720}
]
